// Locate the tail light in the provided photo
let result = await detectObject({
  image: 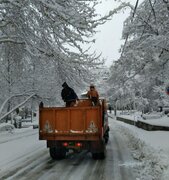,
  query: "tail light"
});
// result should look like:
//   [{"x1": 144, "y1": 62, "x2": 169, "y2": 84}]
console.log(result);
[
  {"x1": 76, "y1": 142, "x2": 82, "y2": 147},
  {"x1": 62, "y1": 142, "x2": 83, "y2": 148},
  {"x1": 62, "y1": 142, "x2": 68, "y2": 147}
]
